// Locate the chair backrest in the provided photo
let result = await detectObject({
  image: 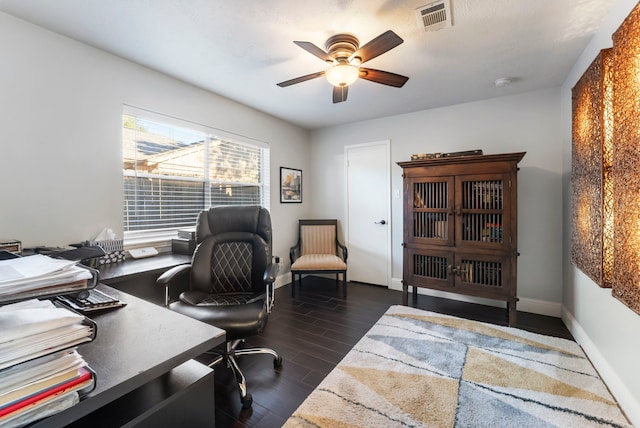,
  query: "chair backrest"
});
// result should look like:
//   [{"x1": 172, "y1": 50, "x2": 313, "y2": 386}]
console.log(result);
[
  {"x1": 190, "y1": 206, "x2": 272, "y2": 295},
  {"x1": 299, "y1": 220, "x2": 338, "y2": 256}
]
